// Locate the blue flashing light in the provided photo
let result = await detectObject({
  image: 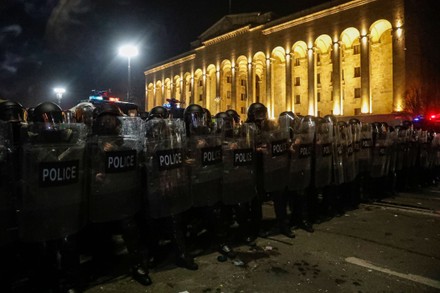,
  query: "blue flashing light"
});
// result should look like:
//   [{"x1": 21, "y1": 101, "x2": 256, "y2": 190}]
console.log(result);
[{"x1": 89, "y1": 95, "x2": 103, "y2": 100}]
